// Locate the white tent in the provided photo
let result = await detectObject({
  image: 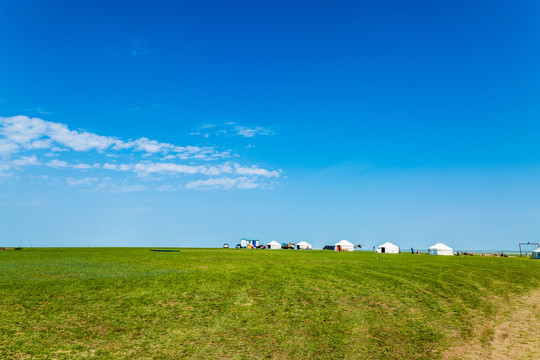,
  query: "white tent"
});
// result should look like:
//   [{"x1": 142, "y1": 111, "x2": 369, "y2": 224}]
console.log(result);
[
  {"x1": 296, "y1": 241, "x2": 312, "y2": 250},
  {"x1": 334, "y1": 239, "x2": 354, "y2": 252},
  {"x1": 428, "y1": 243, "x2": 454, "y2": 256},
  {"x1": 376, "y1": 242, "x2": 400, "y2": 254},
  {"x1": 267, "y1": 240, "x2": 281, "y2": 250},
  {"x1": 533, "y1": 247, "x2": 540, "y2": 259}
]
